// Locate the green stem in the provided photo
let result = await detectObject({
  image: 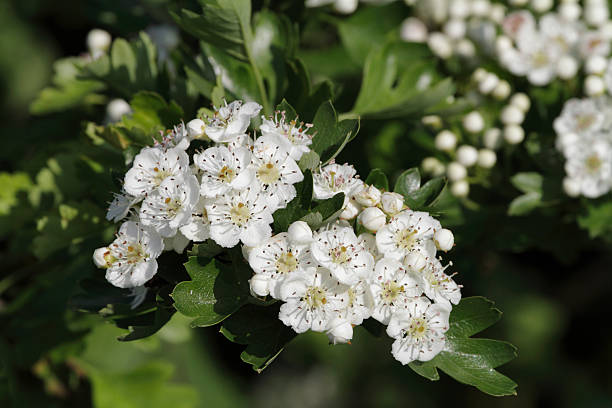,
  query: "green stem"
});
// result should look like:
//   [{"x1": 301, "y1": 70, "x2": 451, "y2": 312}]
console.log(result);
[
  {"x1": 338, "y1": 112, "x2": 360, "y2": 121},
  {"x1": 242, "y1": 30, "x2": 271, "y2": 115}
]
